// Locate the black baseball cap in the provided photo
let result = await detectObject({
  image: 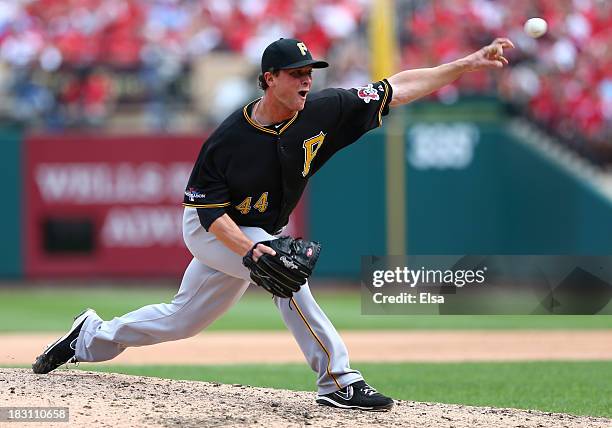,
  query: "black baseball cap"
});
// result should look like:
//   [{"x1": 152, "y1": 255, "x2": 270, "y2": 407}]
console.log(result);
[{"x1": 261, "y1": 38, "x2": 329, "y2": 73}]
